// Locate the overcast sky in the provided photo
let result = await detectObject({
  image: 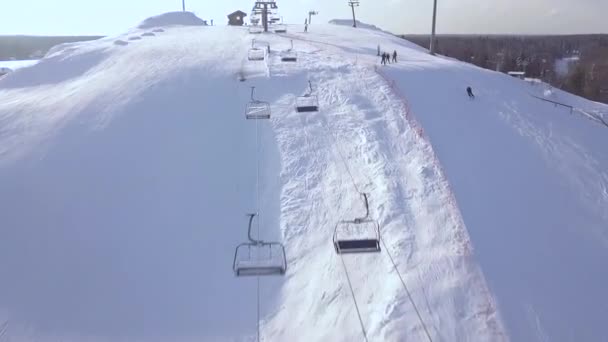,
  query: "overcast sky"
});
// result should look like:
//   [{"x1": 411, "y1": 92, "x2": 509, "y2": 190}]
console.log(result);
[{"x1": 1, "y1": 0, "x2": 606, "y2": 36}]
